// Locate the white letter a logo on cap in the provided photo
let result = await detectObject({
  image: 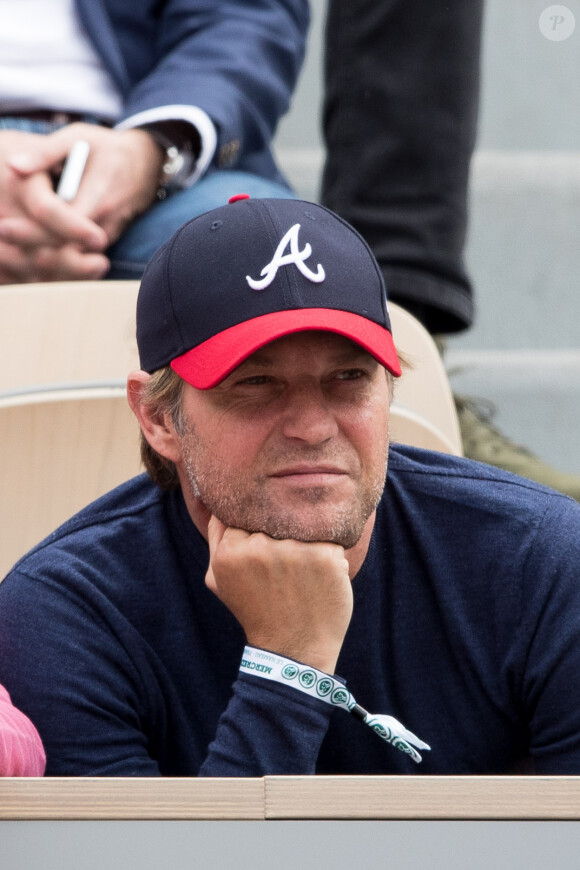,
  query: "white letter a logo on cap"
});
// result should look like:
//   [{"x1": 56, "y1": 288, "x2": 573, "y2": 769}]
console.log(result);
[{"x1": 246, "y1": 223, "x2": 325, "y2": 290}]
